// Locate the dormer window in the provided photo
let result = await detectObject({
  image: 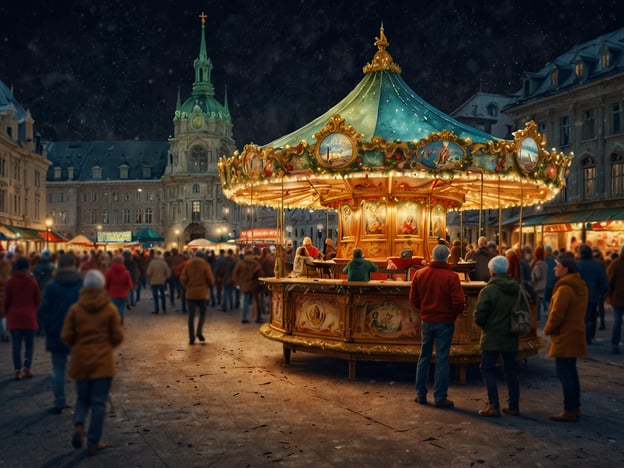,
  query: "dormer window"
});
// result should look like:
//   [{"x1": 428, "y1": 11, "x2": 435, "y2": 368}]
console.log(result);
[
  {"x1": 601, "y1": 46, "x2": 610, "y2": 69},
  {"x1": 53, "y1": 167, "x2": 61, "y2": 180},
  {"x1": 92, "y1": 166, "x2": 102, "y2": 180},
  {"x1": 486, "y1": 103, "x2": 498, "y2": 117},
  {"x1": 142, "y1": 165, "x2": 152, "y2": 178},
  {"x1": 119, "y1": 164, "x2": 129, "y2": 179},
  {"x1": 550, "y1": 68, "x2": 558, "y2": 87},
  {"x1": 67, "y1": 166, "x2": 74, "y2": 180},
  {"x1": 575, "y1": 59, "x2": 584, "y2": 78}
]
